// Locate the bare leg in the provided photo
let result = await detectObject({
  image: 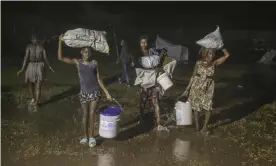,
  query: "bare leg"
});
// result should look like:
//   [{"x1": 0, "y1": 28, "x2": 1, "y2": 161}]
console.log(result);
[
  {"x1": 152, "y1": 97, "x2": 161, "y2": 127},
  {"x1": 29, "y1": 83, "x2": 35, "y2": 103},
  {"x1": 88, "y1": 100, "x2": 98, "y2": 138},
  {"x1": 123, "y1": 64, "x2": 130, "y2": 85},
  {"x1": 81, "y1": 103, "x2": 89, "y2": 139},
  {"x1": 194, "y1": 110, "x2": 200, "y2": 131},
  {"x1": 202, "y1": 111, "x2": 211, "y2": 132},
  {"x1": 35, "y1": 81, "x2": 42, "y2": 105},
  {"x1": 139, "y1": 100, "x2": 146, "y2": 124},
  {"x1": 139, "y1": 89, "x2": 146, "y2": 124}
]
